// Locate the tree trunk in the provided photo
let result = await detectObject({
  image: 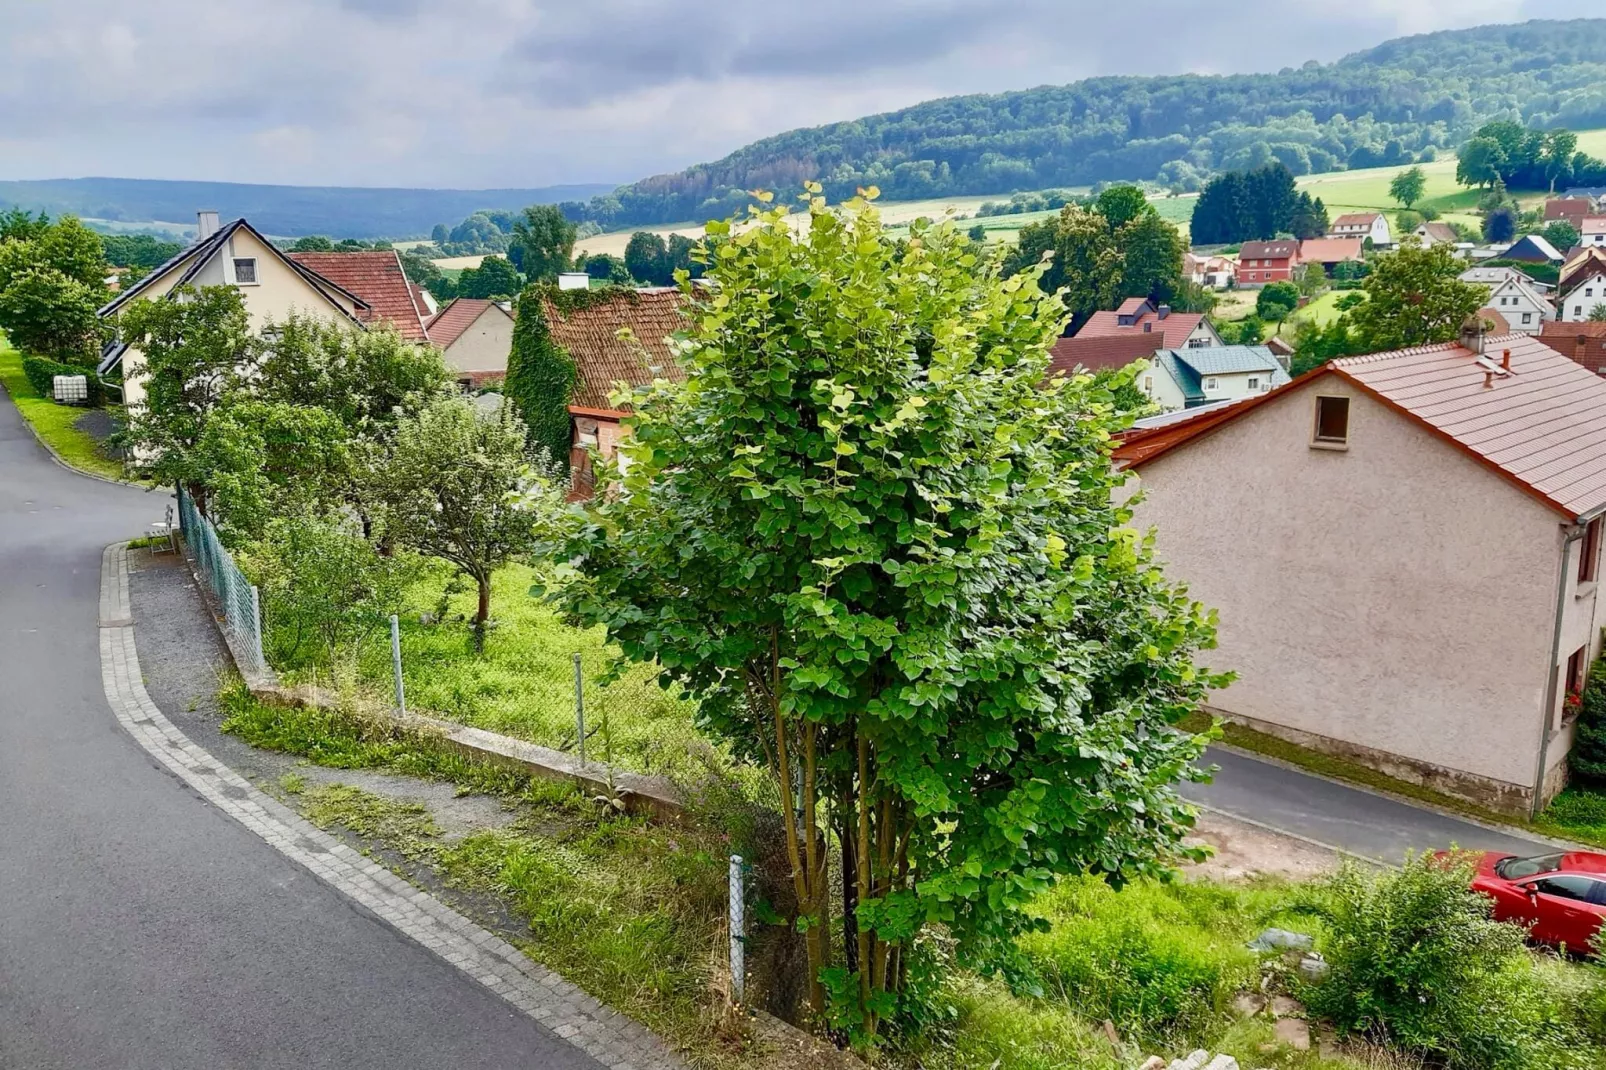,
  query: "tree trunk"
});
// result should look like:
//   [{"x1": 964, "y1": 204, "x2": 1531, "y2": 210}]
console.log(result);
[{"x1": 473, "y1": 573, "x2": 491, "y2": 652}]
